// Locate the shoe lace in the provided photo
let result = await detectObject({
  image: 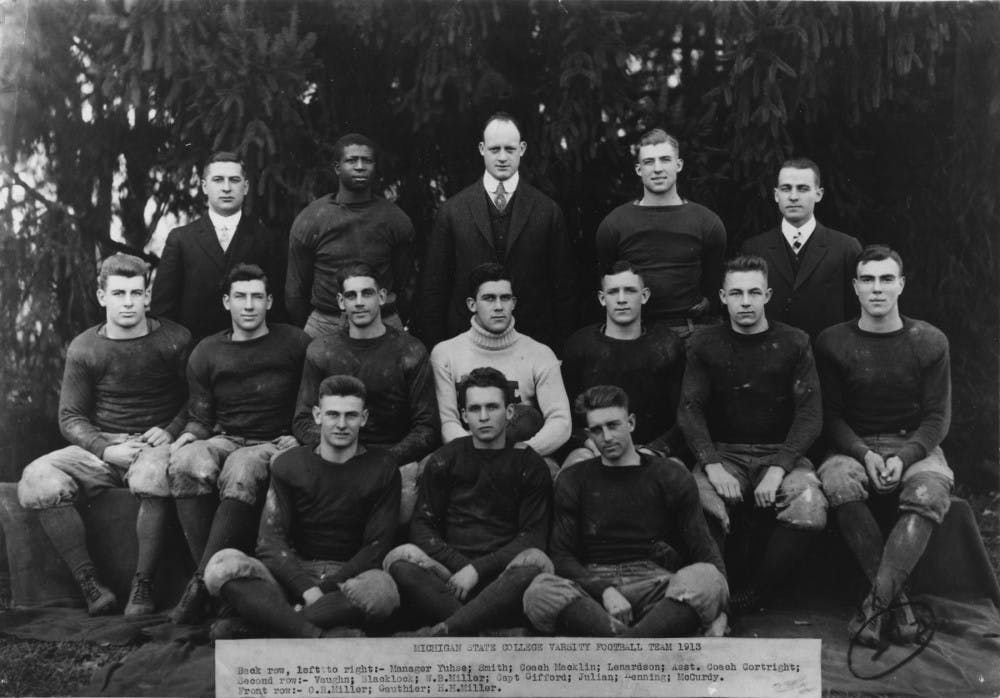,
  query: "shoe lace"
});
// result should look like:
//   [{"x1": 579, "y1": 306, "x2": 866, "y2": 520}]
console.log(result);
[
  {"x1": 131, "y1": 575, "x2": 154, "y2": 605},
  {"x1": 79, "y1": 574, "x2": 104, "y2": 603}
]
